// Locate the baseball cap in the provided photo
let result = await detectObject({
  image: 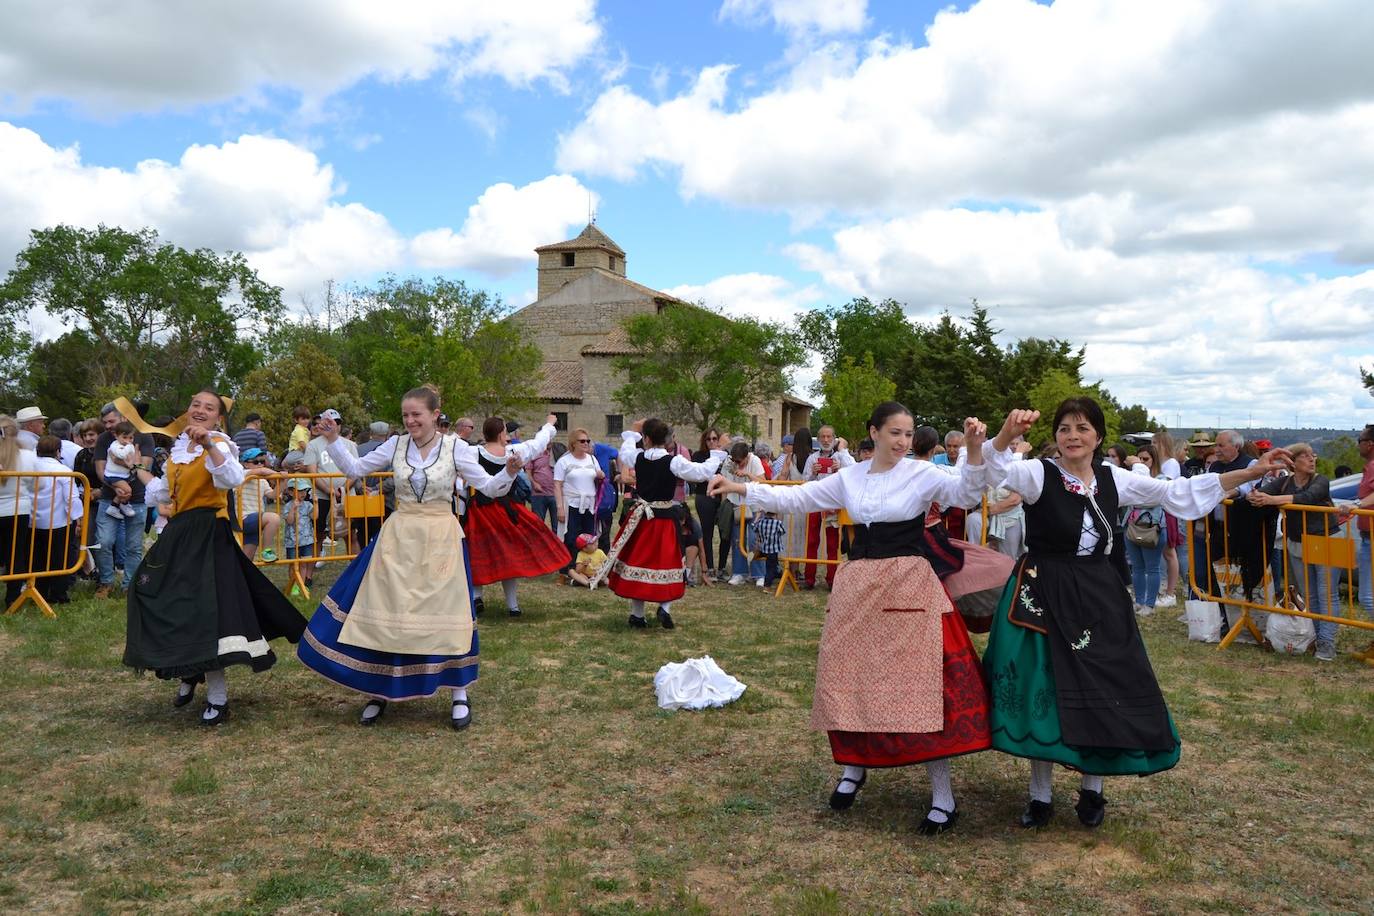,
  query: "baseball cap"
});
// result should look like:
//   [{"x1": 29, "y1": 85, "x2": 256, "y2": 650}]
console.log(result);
[
  {"x1": 782, "y1": 434, "x2": 794, "y2": 445},
  {"x1": 320, "y1": 408, "x2": 342, "y2": 421},
  {"x1": 241, "y1": 447, "x2": 266, "y2": 461},
  {"x1": 439, "y1": 414, "x2": 451, "y2": 425},
  {"x1": 505, "y1": 420, "x2": 521, "y2": 434},
  {"x1": 575, "y1": 533, "x2": 597, "y2": 550}
]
